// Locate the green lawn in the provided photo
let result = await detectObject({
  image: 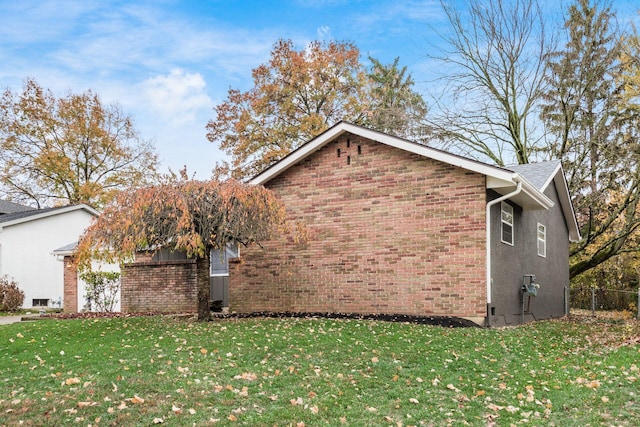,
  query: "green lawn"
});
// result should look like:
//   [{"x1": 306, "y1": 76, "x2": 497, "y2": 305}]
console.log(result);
[{"x1": 1, "y1": 315, "x2": 638, "y2": 426}]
